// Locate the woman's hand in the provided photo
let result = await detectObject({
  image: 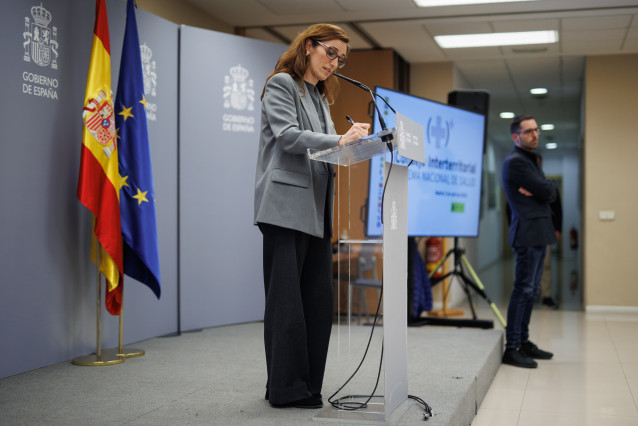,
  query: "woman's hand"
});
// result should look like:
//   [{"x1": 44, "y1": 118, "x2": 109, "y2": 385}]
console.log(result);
[{"x1": 338, "y1": 122, "x2": 370, "y2": 146}]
